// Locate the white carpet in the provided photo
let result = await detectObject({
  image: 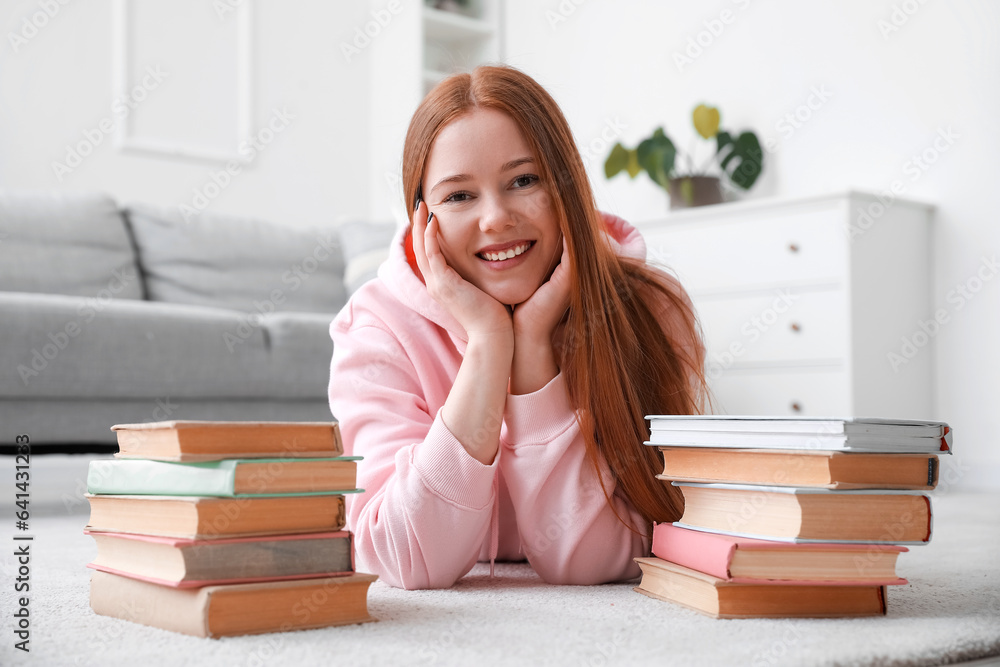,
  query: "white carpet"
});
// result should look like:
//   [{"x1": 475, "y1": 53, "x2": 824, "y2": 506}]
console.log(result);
[{"x1": 2, "y1": 488, "x2": 999, "y2": 667}]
